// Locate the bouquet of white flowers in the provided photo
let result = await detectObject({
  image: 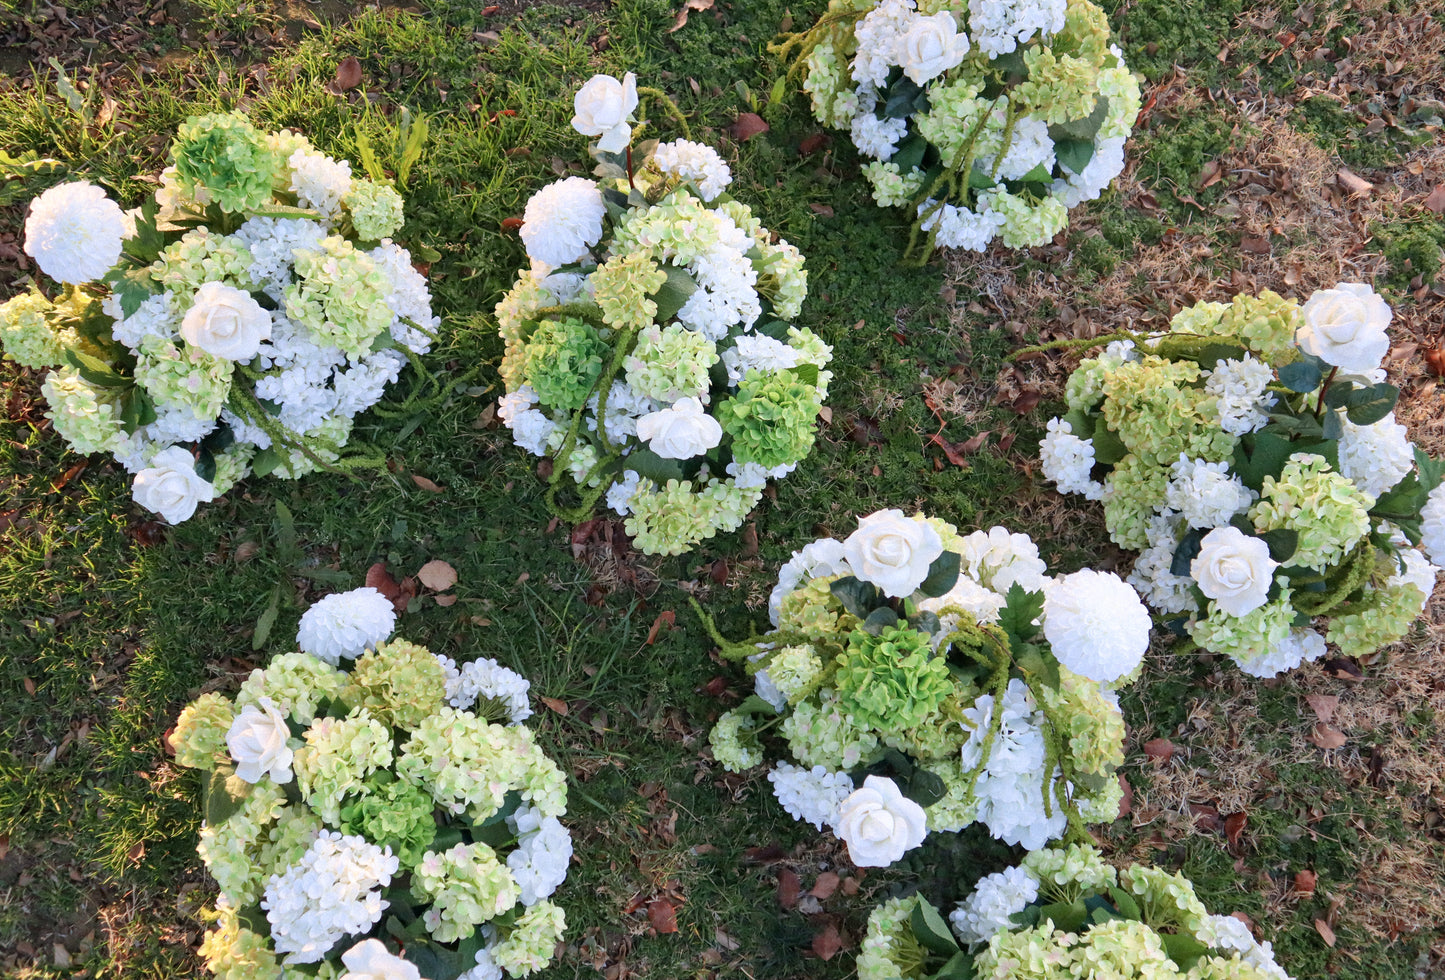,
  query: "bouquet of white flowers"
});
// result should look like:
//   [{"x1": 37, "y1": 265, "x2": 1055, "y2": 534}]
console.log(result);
[
  {"x1": 774, "y1": 0, "x2": 1141, "y2": 262},
  {"x1": 496, "y1": 73, "x2": 831, "y2": 556},
  {"x1": 1, "y1": 112, "x2": 439, "y2": 523},
  {"x1": 170, "y1": 588, "x2": 569, "y2": 980},
  {"x1": 858, "y1": 843, "x2": 1293, "y2": 980},
  {"x1": 1036, "y1": 283, "x2": 1444, "y2": 677},
  {"x1": 700, "y1": 510, "x2": 1152, "y2": 864}
]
